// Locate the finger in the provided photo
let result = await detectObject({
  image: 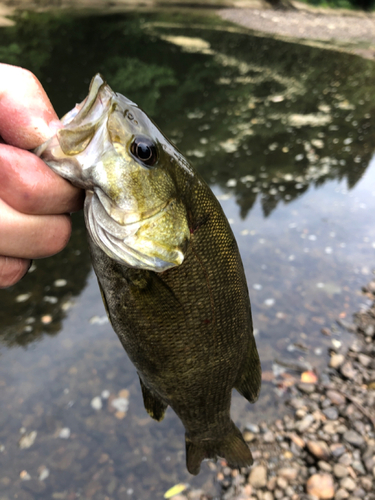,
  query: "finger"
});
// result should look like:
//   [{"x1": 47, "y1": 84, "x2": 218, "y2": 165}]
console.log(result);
[
  {"x1": 0, "y1": 256, "x2": 31, "y2": 289},
  {"x1": 0, "y1": 63, "x2": 60, "y2": 149},
  {"x1": 0, "y1": 144, "x2": 84, "y2": 215},
  {"x1": 0, "y1": 198, "x2": 72, "y2": 259}
]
